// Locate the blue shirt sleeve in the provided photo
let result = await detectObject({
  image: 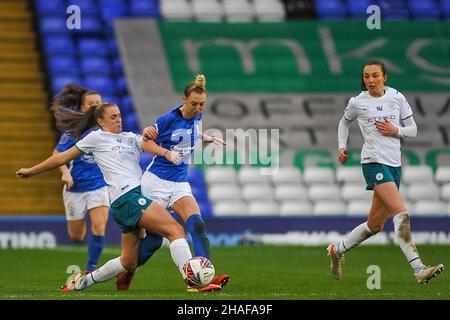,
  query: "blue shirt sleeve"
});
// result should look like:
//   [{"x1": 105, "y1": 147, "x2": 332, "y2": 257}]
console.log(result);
[
  {"x1": 55, "y1": 133, "x2": 76, "y2": 152},
  {"x1": 154, "y1": 113, "x2": 174, "y2": 141}
]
